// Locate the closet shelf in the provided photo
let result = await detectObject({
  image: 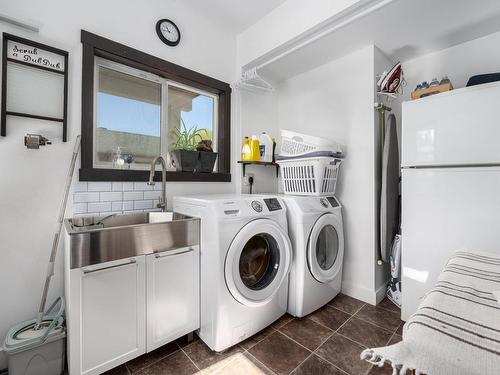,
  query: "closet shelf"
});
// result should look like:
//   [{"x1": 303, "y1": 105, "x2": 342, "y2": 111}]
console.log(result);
[{"x1": 237, "y1": 160, "x2": 280, "y2": 177}]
